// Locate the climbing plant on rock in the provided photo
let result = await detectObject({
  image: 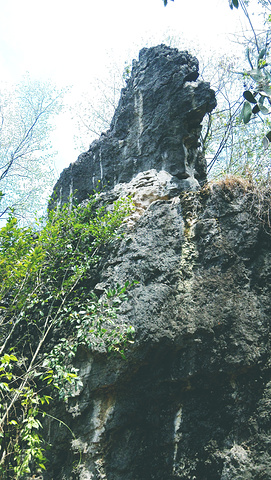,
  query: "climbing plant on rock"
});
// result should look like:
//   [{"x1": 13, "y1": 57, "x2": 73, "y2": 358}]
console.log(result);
[{"x1": 0, "y1": 194, "x2": 135, "y2": 479}]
